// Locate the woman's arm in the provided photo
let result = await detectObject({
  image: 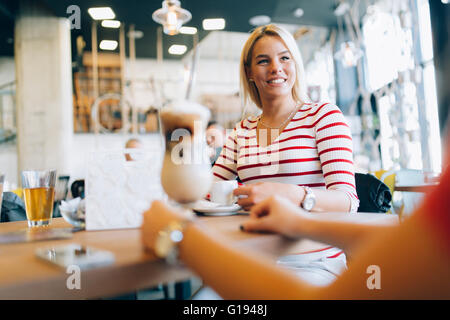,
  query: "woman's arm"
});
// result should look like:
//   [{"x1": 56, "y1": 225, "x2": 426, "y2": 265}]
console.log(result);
[
  {"x1": 242, "y1": 195, "x2": 396, "y2": 255},
  {"x1": 211, "y1": 126, "x2": 239, "y2": 181},
  {"x1": 322, "y1": 211, "x2": 450, "y2": 299},
  {"x1": 234, "y1": 183, "x2": 351, "y2": 212},
  {"x1": 142, "y1": 200, "x2": 450, "y2": 299},
  {"x1": 141, "y1": 200, "x2": 318, "y2": 299},
  {"x1": 314, "y1": 103, "x2": 359, "y2": 212}
]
